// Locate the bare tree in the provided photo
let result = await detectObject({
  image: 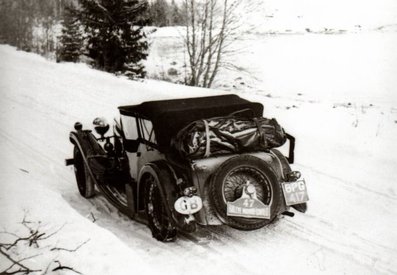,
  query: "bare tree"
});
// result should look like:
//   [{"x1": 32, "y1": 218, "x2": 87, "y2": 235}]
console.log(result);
[
  {"x1": 0, "y1": 214, "x2": 87, "y2": 275},
  {"x1": 182, "y1": 0, "x2": 241, "y2": 88}
]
